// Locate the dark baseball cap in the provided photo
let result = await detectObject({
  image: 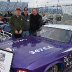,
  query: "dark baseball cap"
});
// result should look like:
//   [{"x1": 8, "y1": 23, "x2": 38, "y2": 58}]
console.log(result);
[
  {"x1": 16, "y1": 8, "x2": 21, "y2": 11},
  {"x1": 24, "y1": 7, "x2": 28, "y2": 11}
]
